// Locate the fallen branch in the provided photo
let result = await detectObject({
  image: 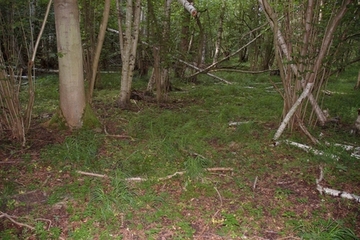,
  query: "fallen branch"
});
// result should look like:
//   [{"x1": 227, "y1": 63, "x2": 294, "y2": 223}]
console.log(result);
[
  {"x1": 178, "y1": 59, "x2": 232, "y2": 84},
  {"x1": 187, "y1": 25, "x2": 268, "y2": 79},
  {"x1": 316, "y1": 166, "x2": 360, "y2": 203},
  {"x1": 77, "y1": 167, "x2": 233, "y2": 182},
  {"x1": 326, "y1": 142, "x2": 360, "y2": 159},
  {"x1": 228, "y1": 121, "x2": 250, "y2": 126},
  {"x1": 77, "y1": 170, "x2": 109, "y2": 178},
  {"x1": 0, "y1": 211, "x2": 35, "y2": 231},
  {"x1": 210, "y1": 68, "x2": 270, "y2": 74},
  {"x1": 282, "y1": 140, "x2": 339, "y2": 160},
  {"x1": 104, "y1": 127, "x2": 134, "y2": 140},
  {"x1": 157, "y1": 171, "x2": 185, "y2": 181}
]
